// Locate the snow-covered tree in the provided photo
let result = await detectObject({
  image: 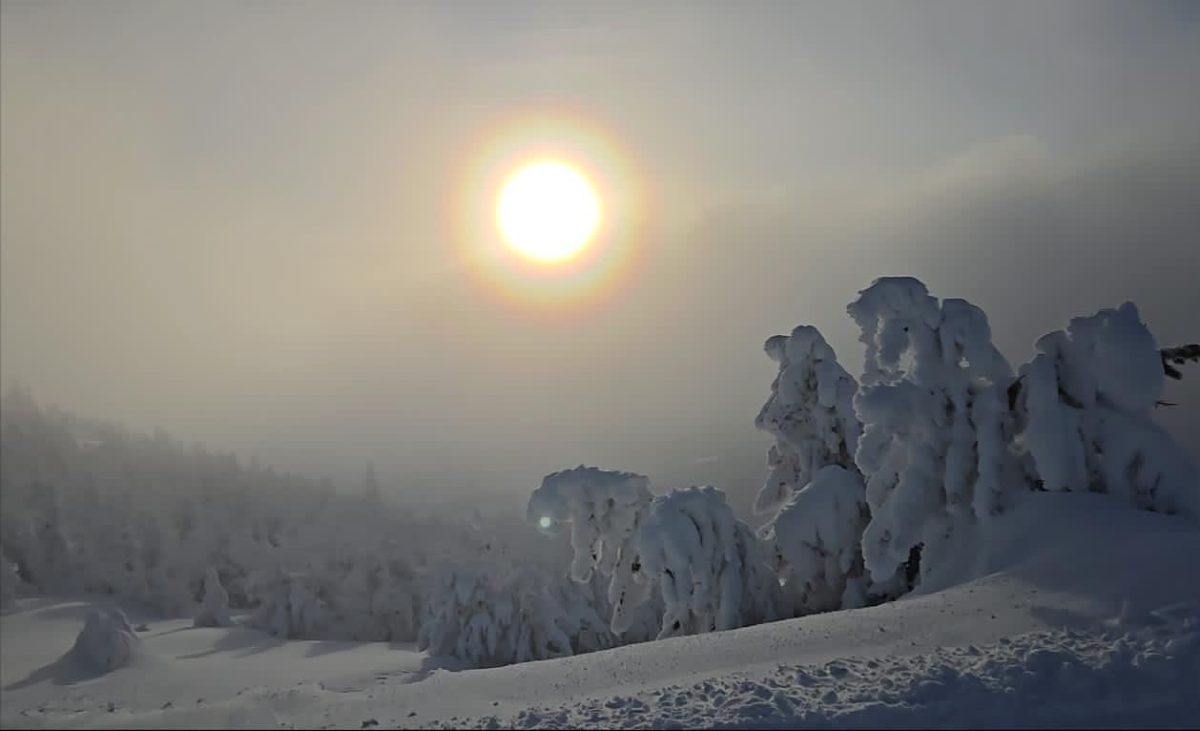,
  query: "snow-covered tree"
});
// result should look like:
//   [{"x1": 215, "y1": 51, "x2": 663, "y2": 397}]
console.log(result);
[
  {"x1": 369, "y1": 562, "x2": 418, "y2": 642},
  {"x1": 635, "y1": 486, "x2": 781, "y2": 639},
  {"x1": 760, "y1": 465, "x2": 871, "y2": 613},
  {"x1": 417, "y1": 563, "x2": 514, "y2": 666},
  {"x1": 506, "y1": 567, "x2": 619, "y2": 663},
  {"x1": 71, "y1": 607, "x2": 139, "y2": 672},
  {"x1": 754, "y1": 326, "x2": 862, "y2": 516},
  {"x1": 24, "y1": 489, "x2": 75, "y2": 594},
  {"x1": 0, "y1": 388, "x2": 481, "y2": 647},
  {"x1": 849, "y1": 278, "x2": 1020, "y2": 589},
  {"x1": 248, "y1": 570, "x2": 324, "y2": 639},
  {"x1": 194, "y1": 567, "x2": 232, "y2": 627},
  {"x1": 526, "y1": 466, "x2": 657, "y2": 636},
  {"x1": 1015, "y1": 303, "x2": 1199, "y2": 519},
  {"x1": 1, "y1": 549, "x2": 22, "y2": 609},
  {"x1": 417, "y1": 560, "x2": 628, "y2": 666},
  {"x1": 752, "y1": 325, "x2": 874, "y2": 615}
]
